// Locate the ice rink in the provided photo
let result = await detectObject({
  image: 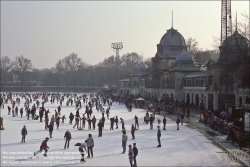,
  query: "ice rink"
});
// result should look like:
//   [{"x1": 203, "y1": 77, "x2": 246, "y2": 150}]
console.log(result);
[{"x1": 0, "y1": 93, "x2": 241, "y2": 166}]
